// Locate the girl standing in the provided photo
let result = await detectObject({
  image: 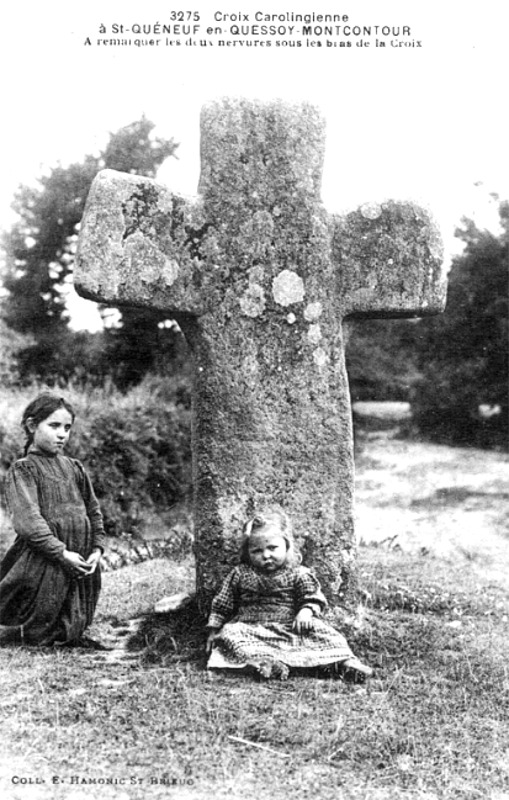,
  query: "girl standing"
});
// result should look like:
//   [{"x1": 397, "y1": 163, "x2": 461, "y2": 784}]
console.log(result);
[
  {"x1": 0, "y1": 392, "x2": 106, "y2": 647},
  {"x1": 206, "y1": 509, "x2": 372, "y2": 680}
]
